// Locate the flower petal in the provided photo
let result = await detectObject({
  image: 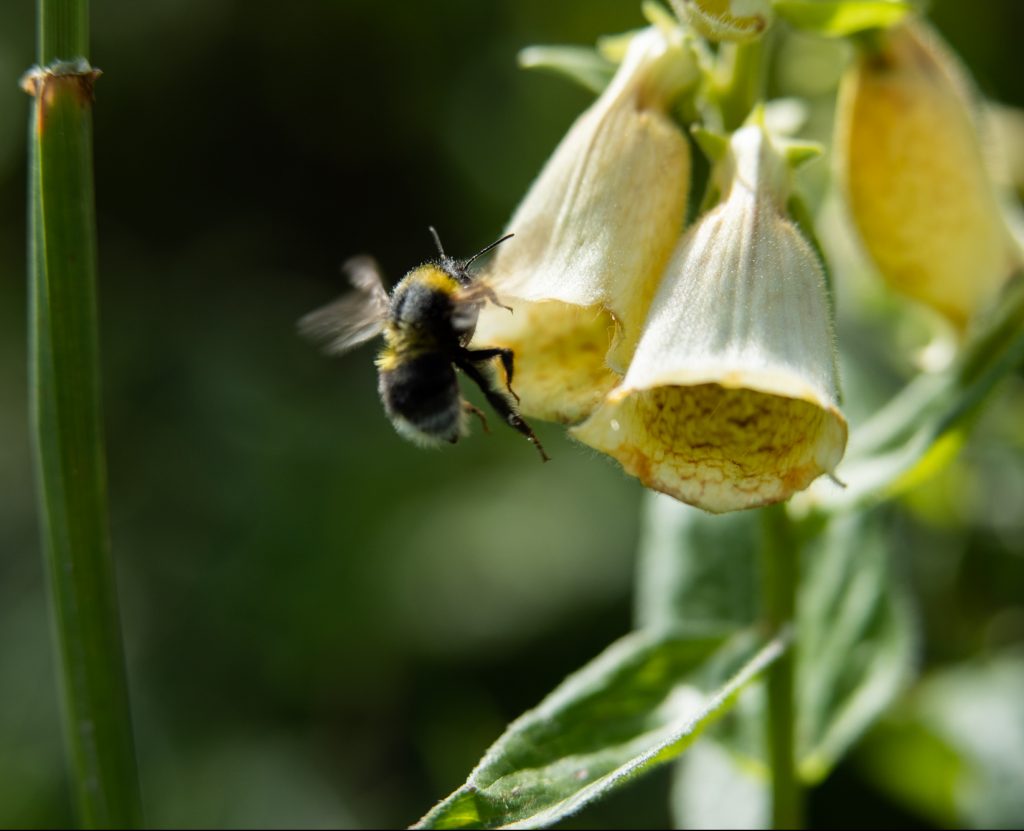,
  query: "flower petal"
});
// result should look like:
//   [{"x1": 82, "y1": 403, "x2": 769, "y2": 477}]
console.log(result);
[{"x1": 473, "y1": 26, "x2": 695, "y2": 423}]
